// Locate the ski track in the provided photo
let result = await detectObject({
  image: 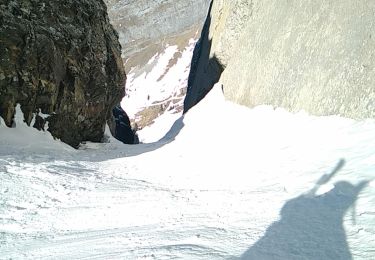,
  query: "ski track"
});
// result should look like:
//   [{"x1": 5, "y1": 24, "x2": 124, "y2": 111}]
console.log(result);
[{"x1": 1, "y1": 152, "x2": 270, "y2": 259}]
